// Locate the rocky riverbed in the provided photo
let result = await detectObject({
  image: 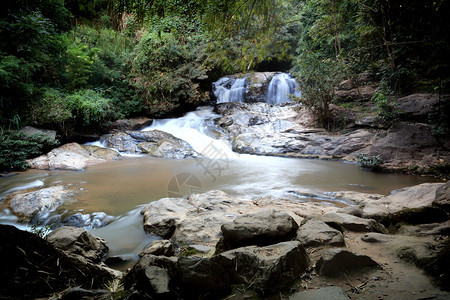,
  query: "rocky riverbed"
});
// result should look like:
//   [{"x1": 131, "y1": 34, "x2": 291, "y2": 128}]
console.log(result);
[{"x1": 2, "y1": 181, "x2": 449, "y2": 299}]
